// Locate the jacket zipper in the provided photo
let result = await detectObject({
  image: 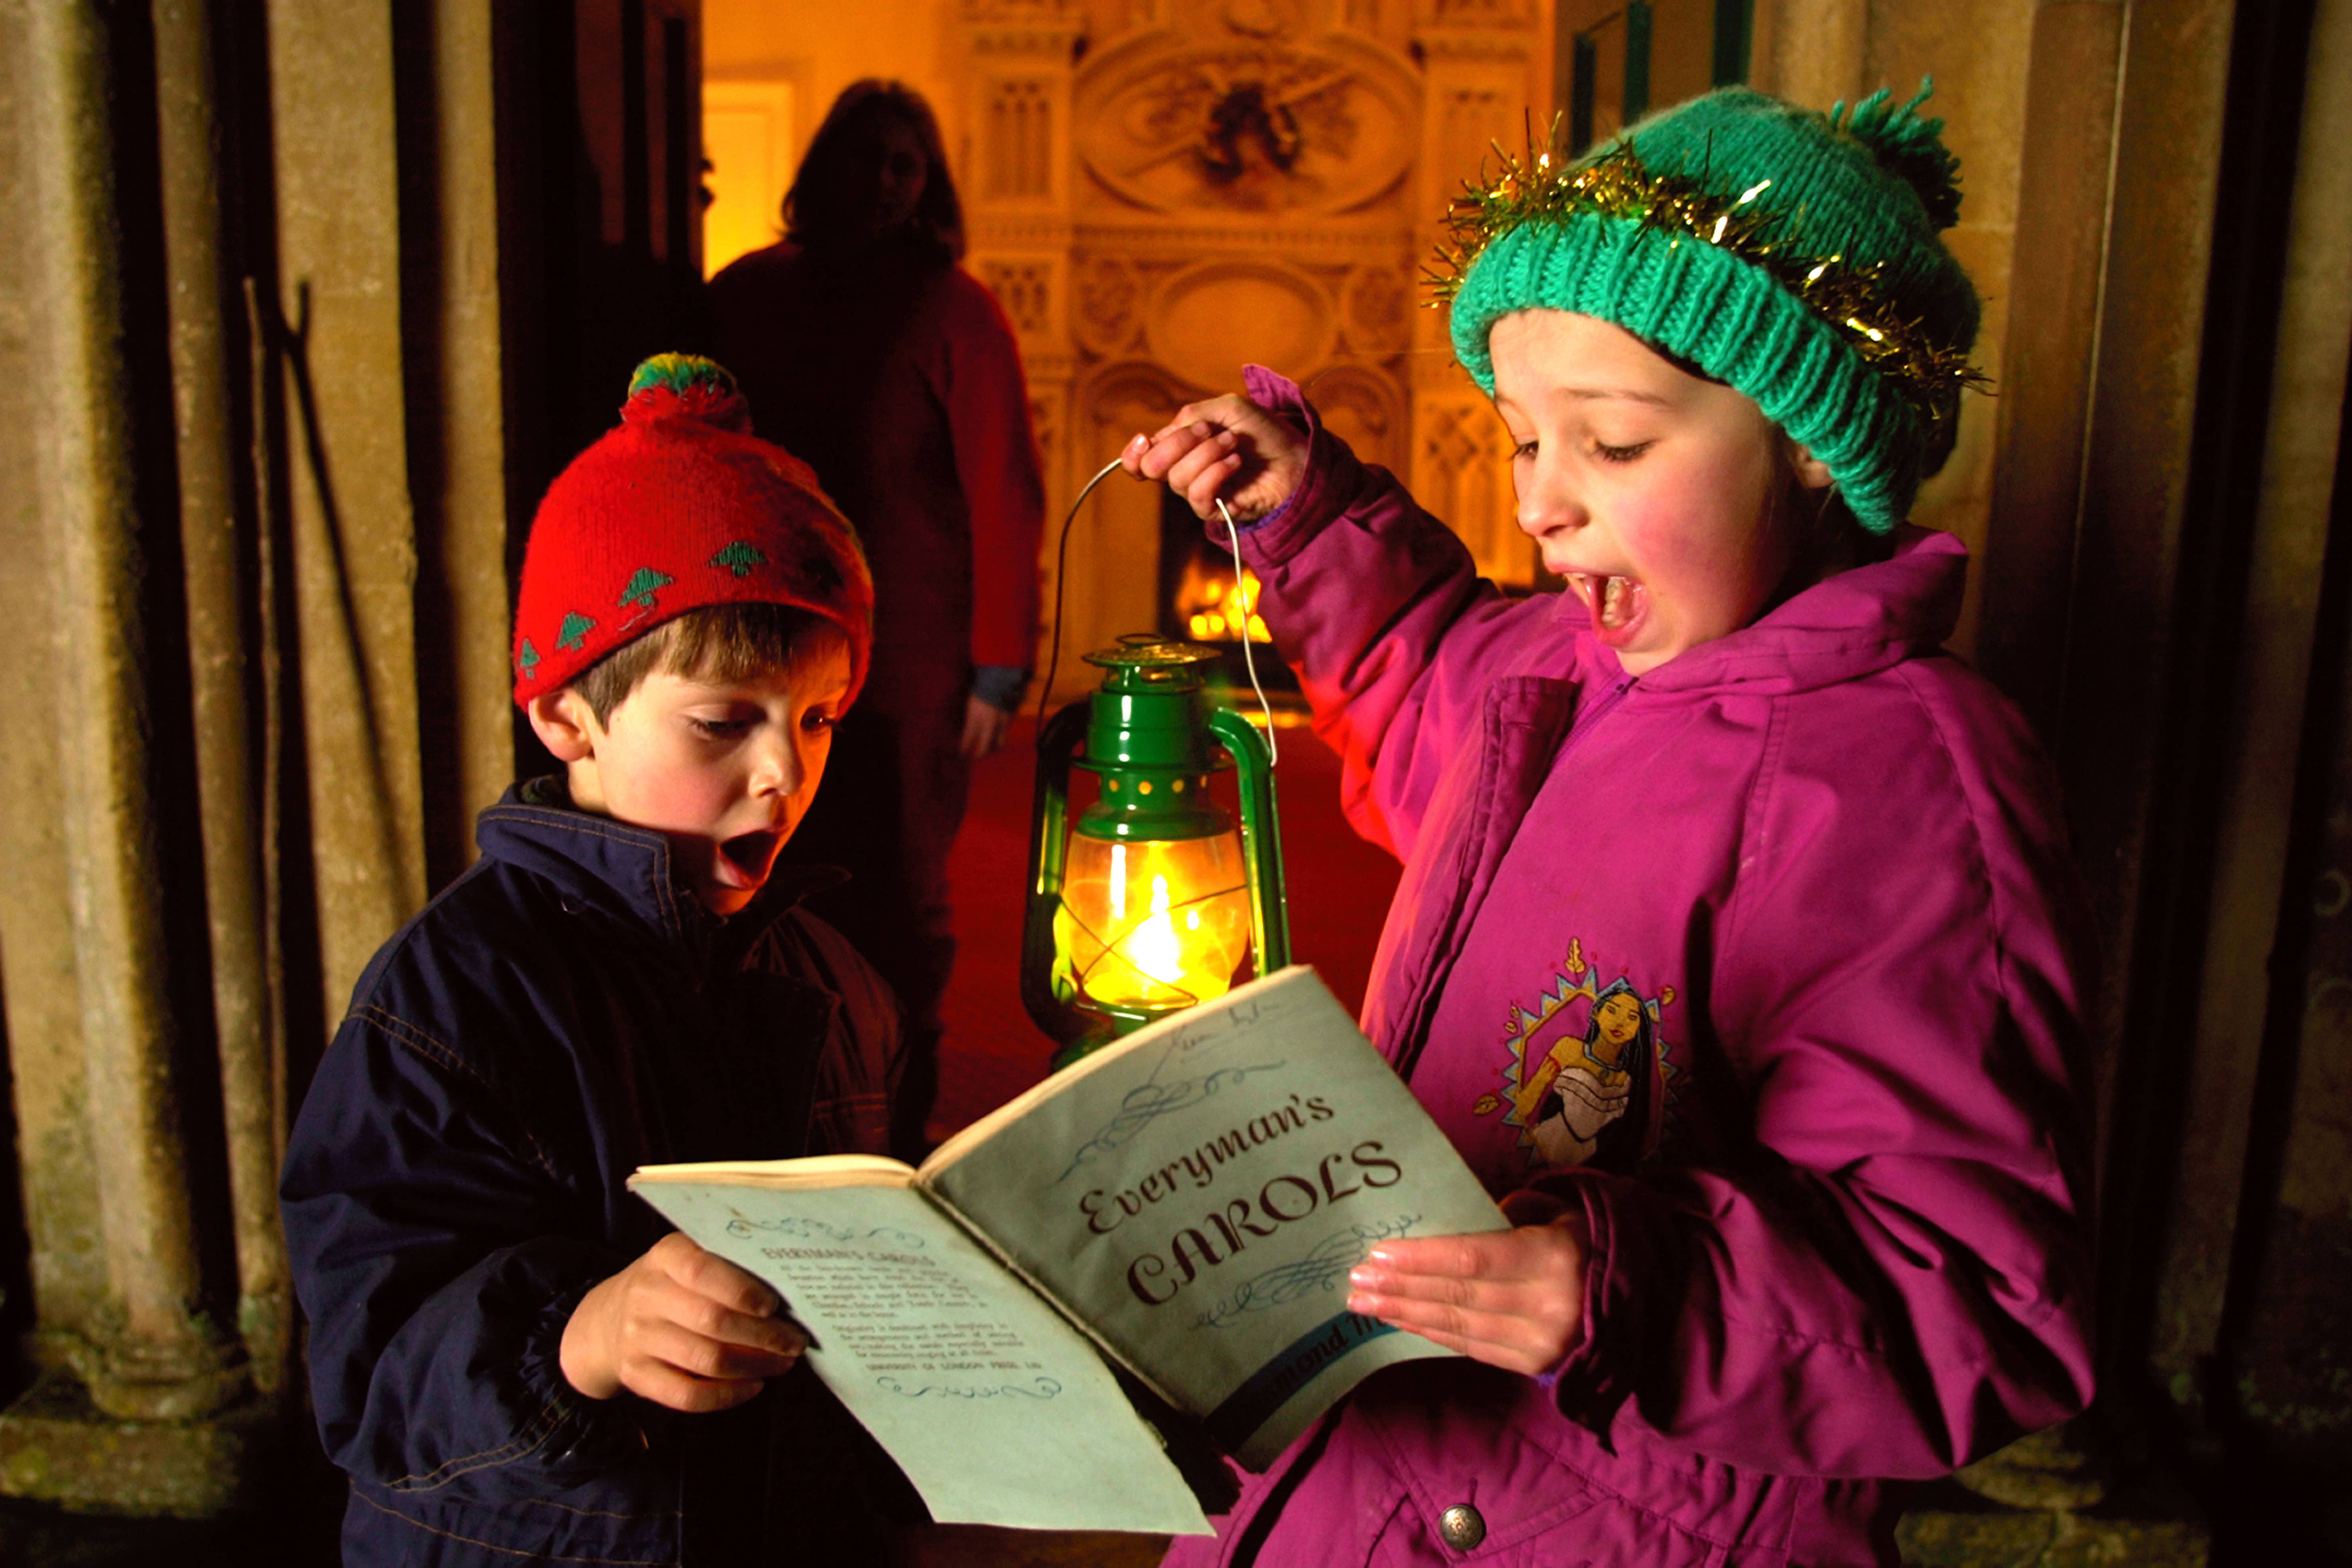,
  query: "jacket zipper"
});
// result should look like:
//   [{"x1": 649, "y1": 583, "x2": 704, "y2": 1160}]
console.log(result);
[{"x1": 1555, "y1": 674, "x2": 1636, "y2": 766}]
